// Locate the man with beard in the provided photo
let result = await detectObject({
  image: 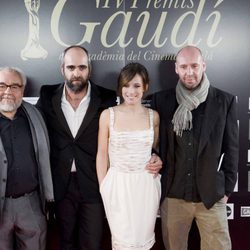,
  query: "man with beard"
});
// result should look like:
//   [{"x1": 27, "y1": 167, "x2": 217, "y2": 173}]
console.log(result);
[
  {"x1": 36, "y1": 45, "x2": 116, "y2": 250},
  {"x1": 37, "y1": 46, "x2": 162, "y2": 250},
  {"x1": 0, "y1": 67, "x2": 54, "y2": 249}
]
